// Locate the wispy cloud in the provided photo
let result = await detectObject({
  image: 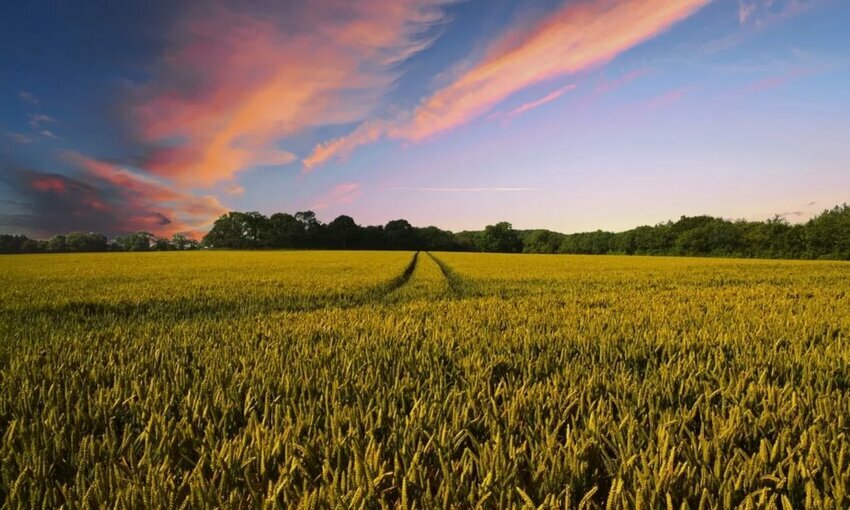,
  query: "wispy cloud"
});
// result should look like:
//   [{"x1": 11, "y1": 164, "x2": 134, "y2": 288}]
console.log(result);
[
  {"x1": 738, "y1": 0, "x2": 757, "y2": 24},
  {"x1": 4, "y1": 132, "x2": 33, "y2": 144},
  {"x1": 387, "y1": 186, "x2": 539, "y2": 192},
  {"x1": 305, "y1": 0, "x2": 710, "y2": 169},
  {"x1": 133, "y1": 0, "x2": 454, "y2": 186},
  {"x1": 312, "y1": 182, "x2": 362, "y2": 210},
  {"x1": 303, "y1": 119, "x2": 390, "y2": 171},
  {"x1": 636, "y1": 86, "x2": 688, "y2": 112},
  {"x1": 18, "y1": 91, "x2": 39, "y2": 105},
  {"x1": 705, "y1": 0, "x2": 828, "y2": 53},
  {"x1": 28, "y1": 113, "x2": 56, "y2": 130},
  {"x1": 66, "y1": 153, "x2": 227, "y2": 236},
  {"x1": 722, "y1": 65, "x2": 817, "y2": 102},
  {"x1": 593, "y1": 68, "x2": 650, "y2": 95},
  {"x1": 490, "y1": 84, "x2": 577, "y2": 122},
  {"x1": 738, "y1": 0, "x2": 823, "y2": 27},
  {"x1": 0, "y1": 154, "x2": 227, "y2": 238}
]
